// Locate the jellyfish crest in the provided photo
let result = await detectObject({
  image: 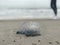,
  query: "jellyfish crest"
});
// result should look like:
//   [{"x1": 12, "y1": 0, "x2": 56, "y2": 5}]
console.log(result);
[{"x1": 22, "y1": 22, "x2": 40, "y2": 31}]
